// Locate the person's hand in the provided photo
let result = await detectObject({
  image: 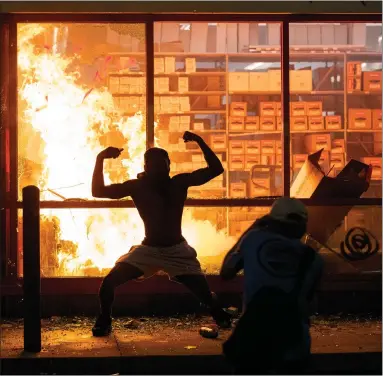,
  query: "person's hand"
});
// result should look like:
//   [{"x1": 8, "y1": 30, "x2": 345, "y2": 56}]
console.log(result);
[
  {"x1": 183, "y1": 131, "x2": 202, "y2": 143},
  {"x1": 98, "y1": 147, "x2": 123, "y2": 159}
]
